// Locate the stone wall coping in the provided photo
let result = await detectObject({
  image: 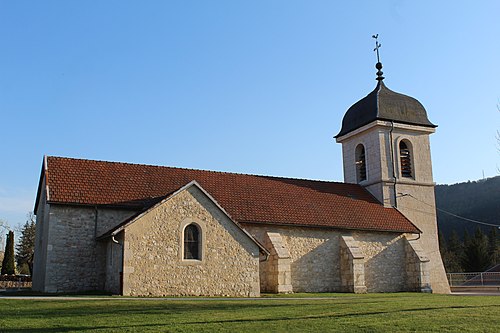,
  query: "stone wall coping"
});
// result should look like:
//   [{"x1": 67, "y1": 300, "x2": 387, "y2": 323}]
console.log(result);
[{"x1": 340, "y1": 235, "x2": 365, "y2": 259}]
